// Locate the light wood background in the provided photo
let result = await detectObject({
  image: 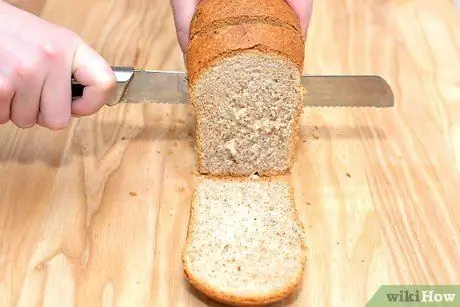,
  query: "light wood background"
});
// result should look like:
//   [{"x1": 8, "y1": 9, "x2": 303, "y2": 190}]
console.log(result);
[{"x1": 1, "y1": 0, "x2": 459, "y2": 306}]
